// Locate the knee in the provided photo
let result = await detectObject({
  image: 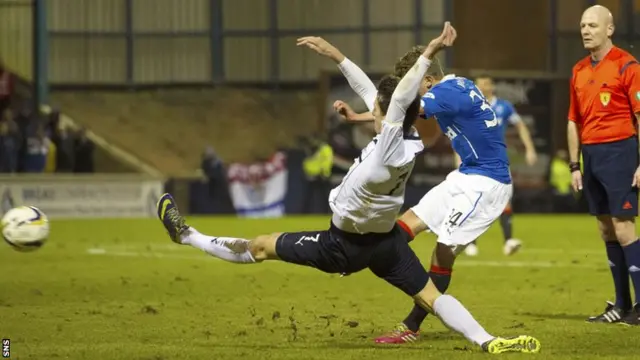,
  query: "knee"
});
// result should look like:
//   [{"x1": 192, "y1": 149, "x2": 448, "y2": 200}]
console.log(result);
[
  {"x1": 400, "y1": 210, "x2": 428, "y2": 236},
  {"x1": 432, "y1": 243, "x2": 457, "y2": 269},
  {"x1": 249, "y1": 233, "x2": 281, "y2": 261},
  {"x1": 597, "y1": 218, "x2": 617, "y2": 242},
  {"x1": 613, "y1": 218, "x2": 636, "y2": 245},
  {"x1": 503, "y1": 202, "x2": 512, "y2": 215}
]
